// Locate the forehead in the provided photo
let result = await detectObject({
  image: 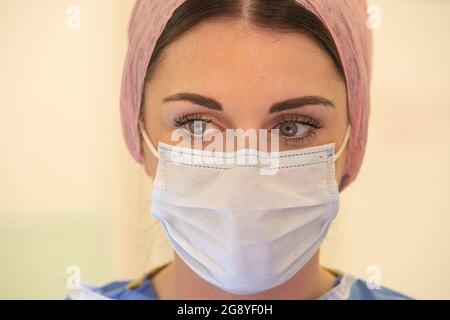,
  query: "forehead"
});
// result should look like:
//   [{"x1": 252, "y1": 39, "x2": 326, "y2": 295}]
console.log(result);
[{"x1": 150, "y1": 19, "x2": 343, "y2": 102}]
